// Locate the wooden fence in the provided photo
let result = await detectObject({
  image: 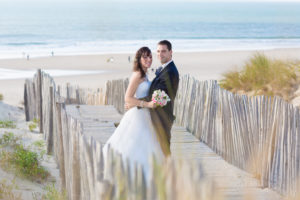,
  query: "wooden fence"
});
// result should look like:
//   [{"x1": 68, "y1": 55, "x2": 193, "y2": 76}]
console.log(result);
[
  {"x1": 105, "y1": 78, "x2": 129, "y2": 114},
  {"x1": 173, "y1": 75, "x2": 300, "y2": 196},
  {"x1": 24, "y1": 70, "x2": 217, "y2": 200},
  {"x1": 104, "y1": 75, "x2": 300, "y2": 197},
  {"x1": 24, "y1": 69, "x2": 300, "y2": 198},
  {"x1": 24, "y1": 69, "x2": 106, "y2": 151}
]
